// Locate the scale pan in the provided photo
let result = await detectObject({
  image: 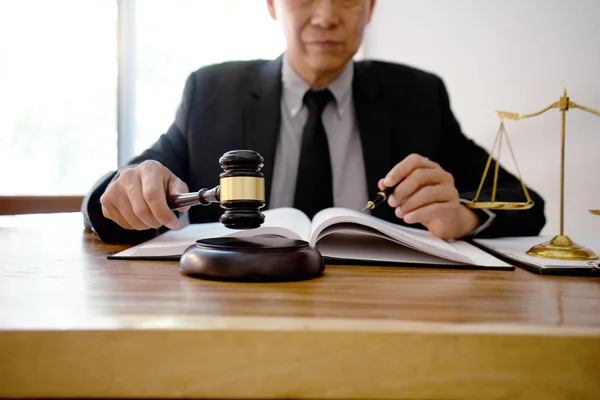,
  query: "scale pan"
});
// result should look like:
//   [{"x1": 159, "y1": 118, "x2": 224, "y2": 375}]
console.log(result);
[{"x1": 466, "y1": 201, "x2": 534, "y2": 210}]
